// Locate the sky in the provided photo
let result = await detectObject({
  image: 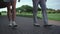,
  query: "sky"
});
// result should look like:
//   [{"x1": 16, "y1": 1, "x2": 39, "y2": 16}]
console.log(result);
[{"x1": 0, "y1": 0, "x2": 60, "y2": 12}]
